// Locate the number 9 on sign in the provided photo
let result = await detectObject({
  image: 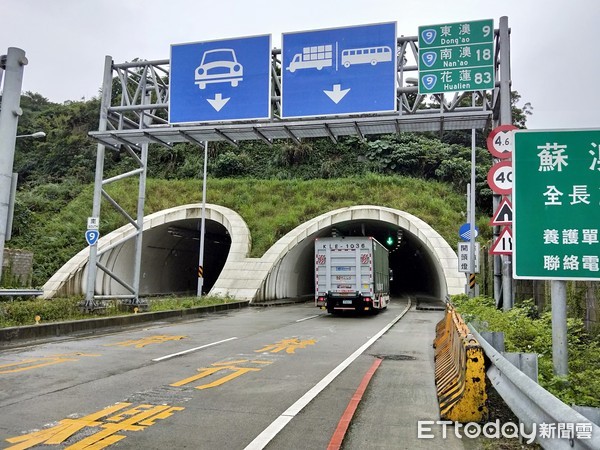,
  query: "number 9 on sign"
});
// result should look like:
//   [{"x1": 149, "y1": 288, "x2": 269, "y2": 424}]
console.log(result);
[{"x1": 487, "y1": 161, "x2": 513, "y2": 195}]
